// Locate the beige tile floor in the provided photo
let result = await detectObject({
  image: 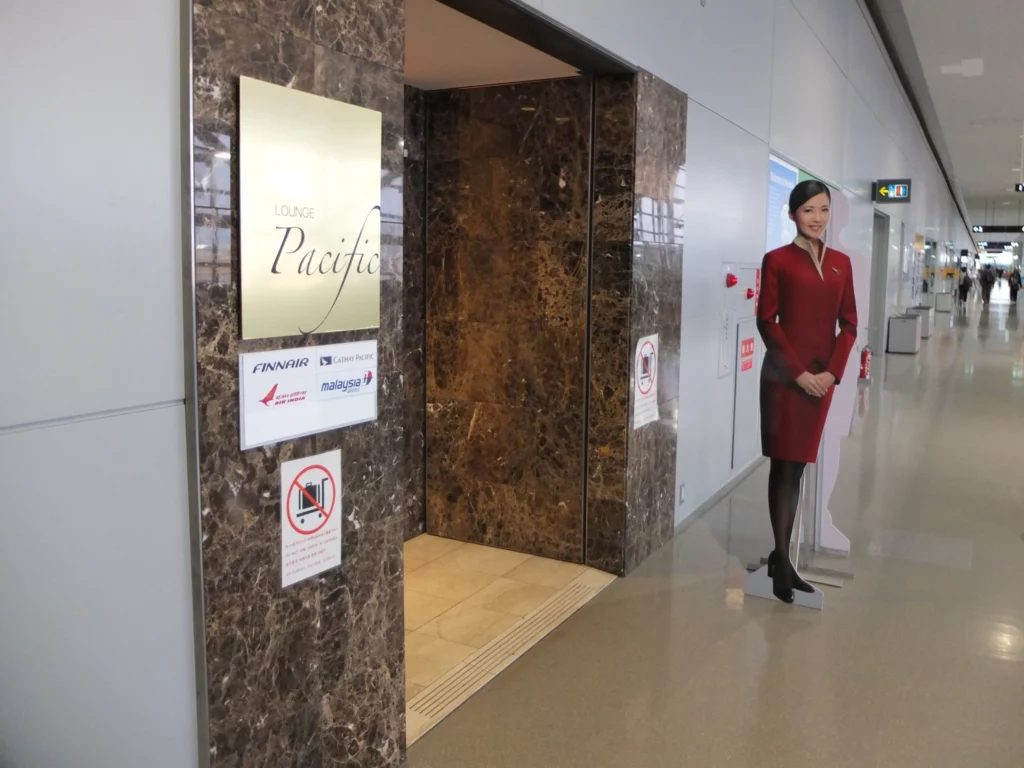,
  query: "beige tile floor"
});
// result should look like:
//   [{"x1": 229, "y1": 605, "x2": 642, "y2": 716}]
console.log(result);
[
  {"x1": 407, "y1": 292, "x2": 1024, "y2": 767},
  {"x1": 404, "y1": 535, "x2": 609, "y2": 717}
]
